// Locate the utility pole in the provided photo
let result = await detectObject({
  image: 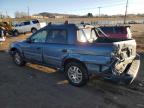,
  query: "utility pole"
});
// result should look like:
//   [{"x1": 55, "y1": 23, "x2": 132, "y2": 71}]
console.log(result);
[
  {"x1": 0, "y1": 11, "x2": 2, "y2": 19},
  {"x1": 124, "y1": 0, "x2": 128, "y2": 24},
  {"x1": 5, "y1": 11, "x2": 8, "y2": 18},
  {"x1": 98, "y1": 7, "x2": 101, "y2": 17},
  {"x1": 27, "y1": 6, "x2": 29, "y2": 17}
]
